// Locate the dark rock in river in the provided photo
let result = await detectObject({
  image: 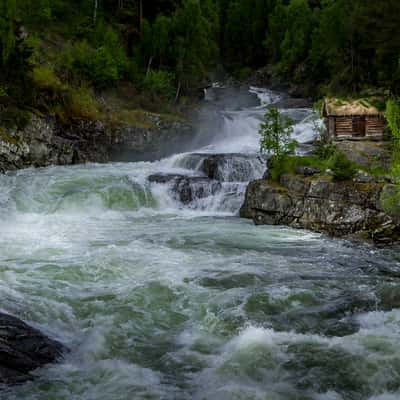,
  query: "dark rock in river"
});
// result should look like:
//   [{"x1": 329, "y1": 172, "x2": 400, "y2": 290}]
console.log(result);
[
  {"x1": 200, "y1": 153, "x2": 267, "y2": 182},
  {"x1": 240, "y1": 174, "x2": 400, "y2": 244},
  {"x1": 148, "y1": 173, "x2": 221, "y2": 204},
  {"x1": 0, "y1": 312, "x2": 67, "y2": 386}
]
